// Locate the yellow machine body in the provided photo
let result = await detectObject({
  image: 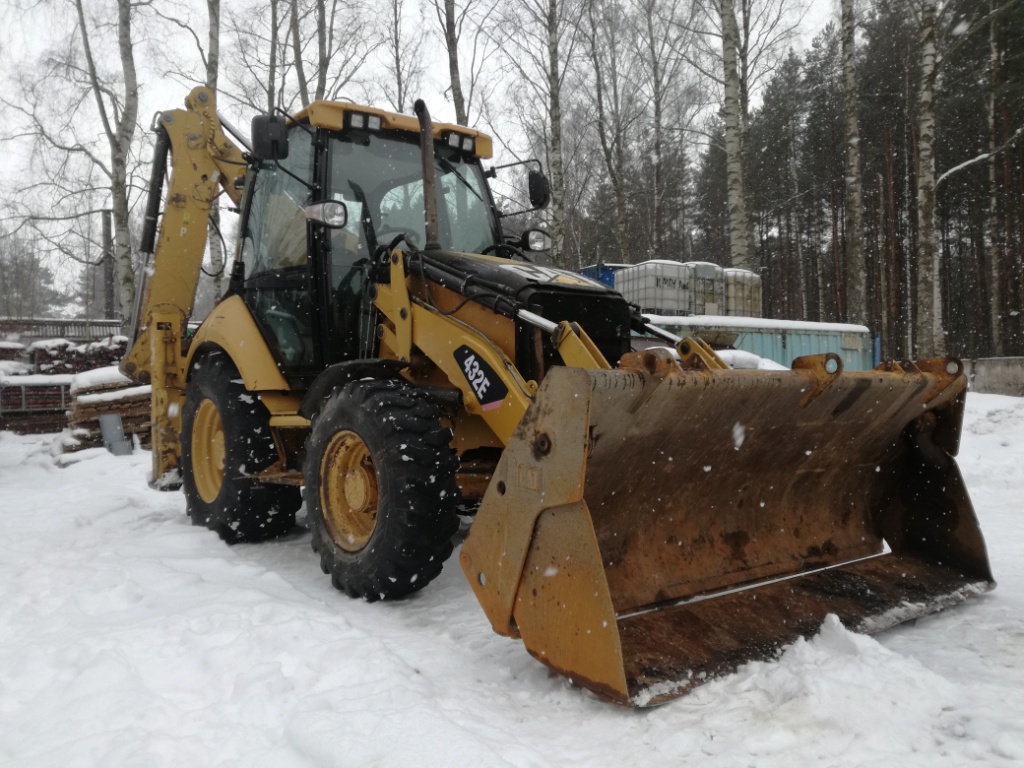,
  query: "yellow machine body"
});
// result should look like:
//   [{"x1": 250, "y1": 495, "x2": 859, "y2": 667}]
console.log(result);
[{"x1": 123, "y1": 87, "x2": 993, "y2": 707}]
